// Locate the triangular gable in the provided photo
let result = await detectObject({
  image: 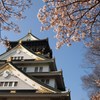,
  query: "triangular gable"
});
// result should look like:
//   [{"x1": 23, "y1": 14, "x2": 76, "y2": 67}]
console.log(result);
[
  {"x1": 0, "y1": 63, "x2": 56, "y2": 93},
  {"x1": 19, "y1": 32, "x2": 39, "y2": 41},
  {"x1": 0, "y1": 44, "x2": 45, "y2": 61}
]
